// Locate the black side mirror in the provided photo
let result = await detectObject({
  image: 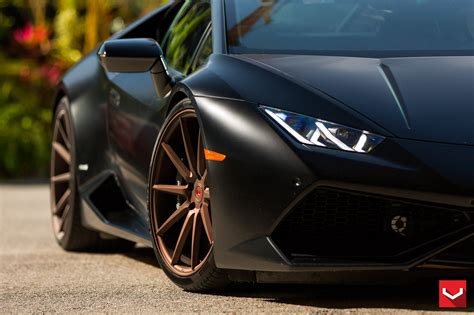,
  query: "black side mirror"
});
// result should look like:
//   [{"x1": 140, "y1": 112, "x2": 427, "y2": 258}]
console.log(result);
[{"x1": 98, "y1": 38, "x2": 172, "y2": 97}]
